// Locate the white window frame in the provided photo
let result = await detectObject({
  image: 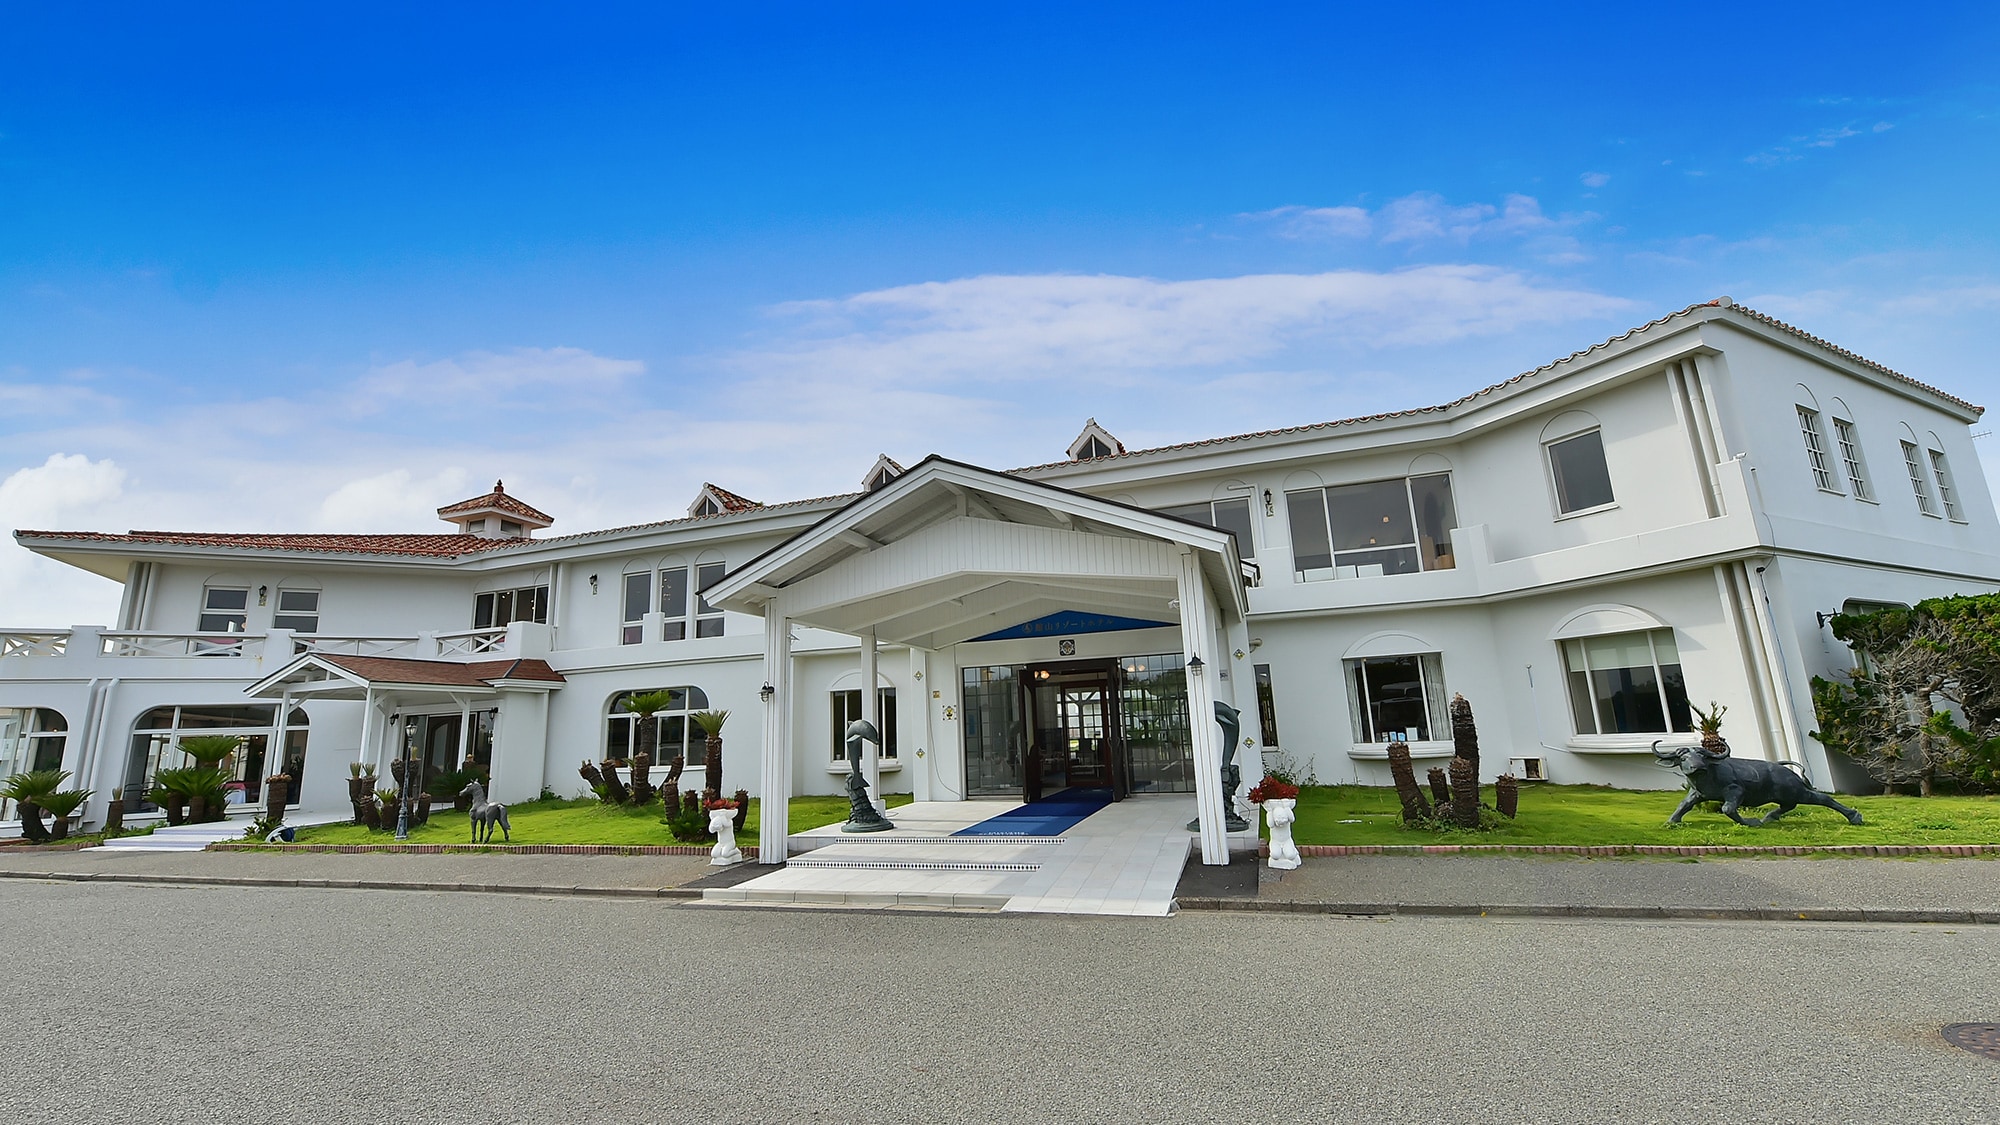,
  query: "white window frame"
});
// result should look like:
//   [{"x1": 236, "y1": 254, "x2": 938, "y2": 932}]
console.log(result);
[
  {"x1": 1544, "y1": 429, "x2": 1617, "y2": 517},
  {"x1": 1343, "y1": 652, "x2": 1449, "y2": 746},
  {"x1": 1797, "y1": 406, "x2": 1841, "y2": 493},
  {"x1": 693, "y1": 562, "x2": 726, "y2": 638},
  {"x1": 830, "y1": 688, "x2": 899, "y2": 762},
  {"x1": 604, "y1": 686, "x2": 710, "y2": 768},
  {"x1": 474, "y1": 584, "x2": 547, "y2": 630},
  {"x1": 1832, "y1": 418, "x2": 1873, "y2": 502},
  {"x1": 1929, "y1": 448, "x2": 1964, "y2": 522},
  {"x1": 272, "y1": 589, "x2": 320, "y2": 634},
  {"x1": 1902, "y1": 441, "x2": 1939, "y2": 517},
  {"x1": 1560, "y1": 628, "x2": 1693, "y2": 741},
  {"x1": 1285, "y1": 472, "x2": 1457, "y2": 580},
  {"x1": 1160, "y1": 497, "x2": 1257, "y2": 561},
  {"x1": 199, "y1": 586, "x2": 250, "y2": 633}
]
